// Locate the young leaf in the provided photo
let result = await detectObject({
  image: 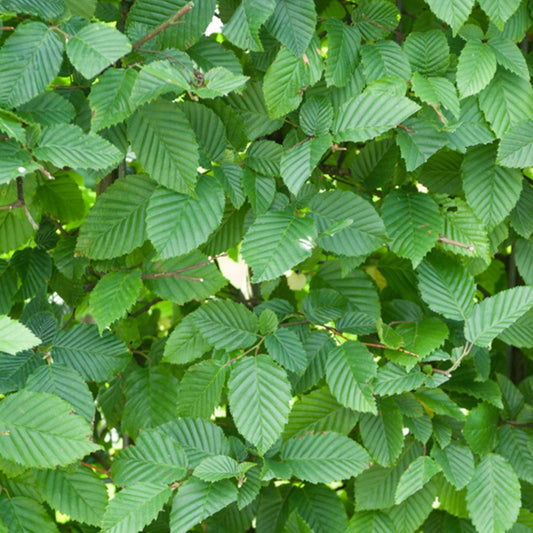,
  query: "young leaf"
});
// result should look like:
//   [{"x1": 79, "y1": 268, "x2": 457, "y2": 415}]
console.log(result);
[
  {"x1": 395, "y1": 456, "x2": 441, "y2": 504},
  {"x1": 456, "y1": 39, "x2": 497, "y2": 98},
  {"x1": 0, "y1": 315, "x2": 41, "y2": 355},
  {"x1": 431, "y1": 443, "x2": 475, "y2": 490},
  {"x1": 497, "y1": 120, "x2": 533, "y2": 168},
  {"x1": 463, "y1": 402, "x2": 500, "y2": 454},
  {"x1": 325, "y1": 18, "x2": 361, "y2": 87},
  {"x1": 264, "y1": 328, "x2": 307, "y2": 374},
  {"x1": 424, "y1": 0, "x2": 475, "y2": 35}
]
